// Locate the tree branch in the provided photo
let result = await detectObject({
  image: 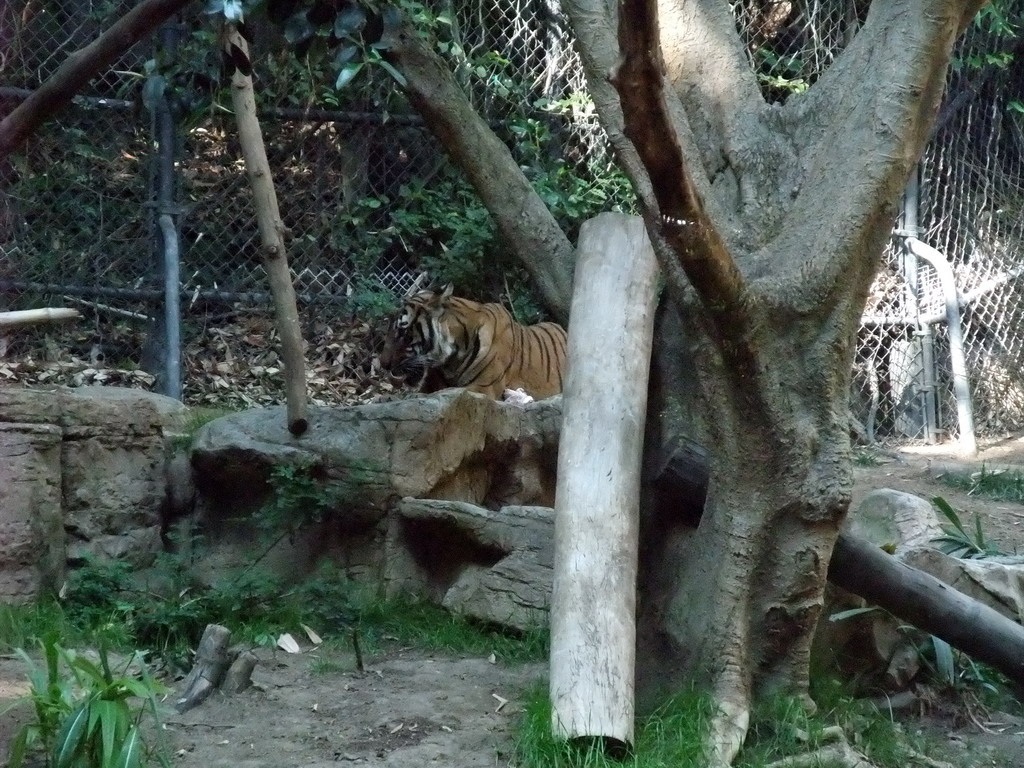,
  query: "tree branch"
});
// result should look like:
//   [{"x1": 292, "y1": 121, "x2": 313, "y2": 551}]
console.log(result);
[
  {"x1": 0, "y1": 0, "x2": 195, "y2": 159},
  {"x1": 657, "y1": 0, "x2": 766, "y2": 152},
  {"x1": 757, "y1": 0, "x2": 981, "y2": 313},
  {"x1": 611, "y1": 0, "x2": 755, "y2": 359},
  {"x1": 382, "y1": 20, "x2": 574, "y2": 324}
]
